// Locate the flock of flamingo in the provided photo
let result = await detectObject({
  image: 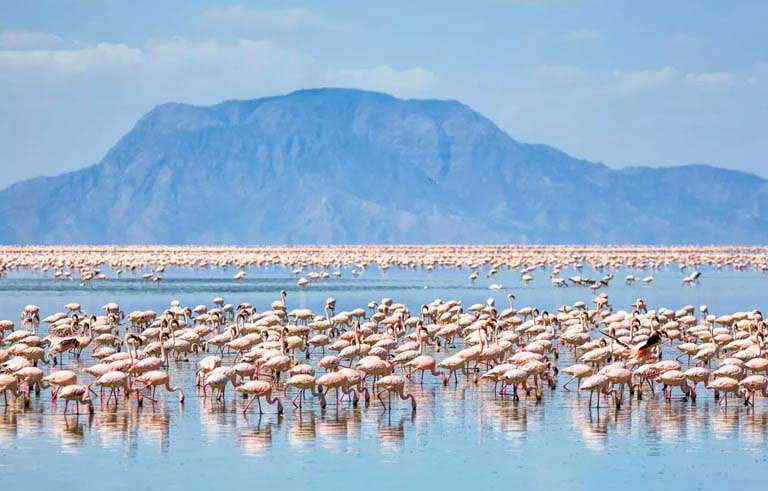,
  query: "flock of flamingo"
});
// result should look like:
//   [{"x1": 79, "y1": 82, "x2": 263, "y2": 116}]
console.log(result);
[
  {"x1": 0, "y1": 246, "x2": 768, "y2": 440},
  {"x1": 0, "y1": 246, "x2": 768, "y2": 422},
  {"x1": 0, "y1": 245, "x2": 765, "y2": 287}
]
